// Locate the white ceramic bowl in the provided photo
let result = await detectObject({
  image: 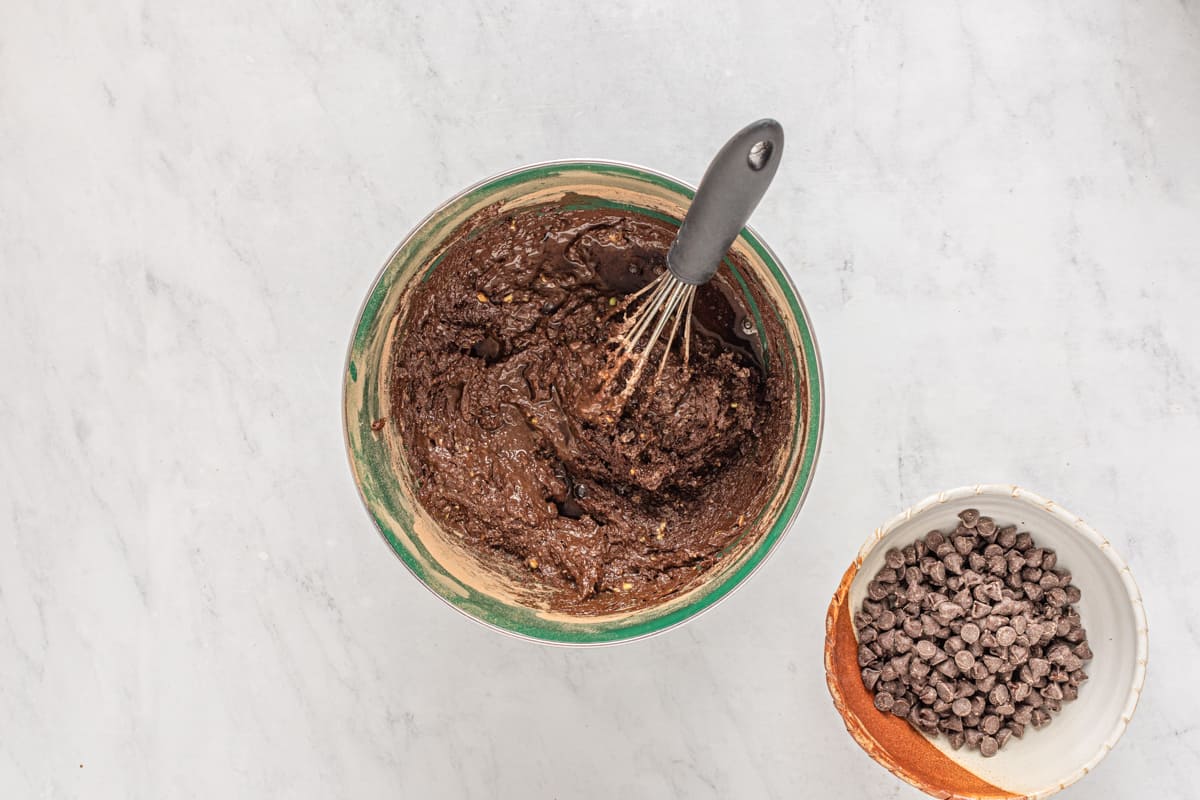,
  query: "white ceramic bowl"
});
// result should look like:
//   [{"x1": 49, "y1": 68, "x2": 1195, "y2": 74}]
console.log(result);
[{"x1": 825, "y1": 485, "x2": 1148, "y2": 799}]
